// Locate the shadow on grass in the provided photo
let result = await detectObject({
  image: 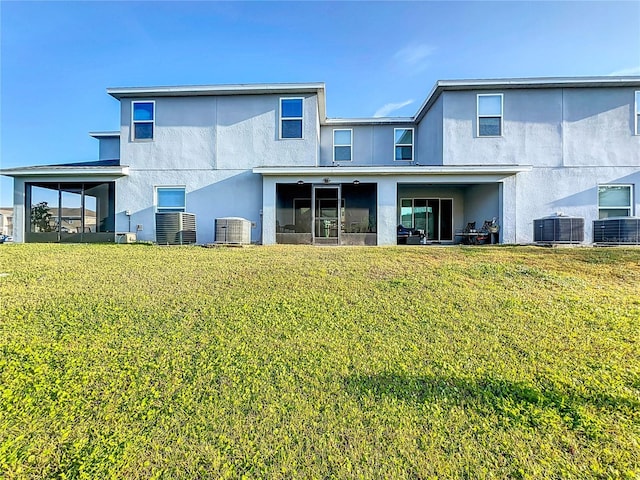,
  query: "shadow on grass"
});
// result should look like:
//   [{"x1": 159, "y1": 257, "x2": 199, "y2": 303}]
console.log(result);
[{"x1": 344, "y1": 372, "x2": 639, "y2": 434}]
